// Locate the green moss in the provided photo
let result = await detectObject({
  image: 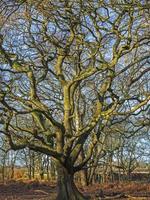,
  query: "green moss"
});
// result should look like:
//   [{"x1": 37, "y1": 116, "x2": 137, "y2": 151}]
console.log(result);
[{"x1": 12, "y1": 61, "x2": 21, "y2": 71}]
